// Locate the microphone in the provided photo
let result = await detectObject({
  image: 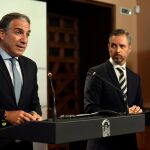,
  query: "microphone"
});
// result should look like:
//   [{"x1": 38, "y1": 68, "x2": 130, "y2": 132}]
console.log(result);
[
  {"x1": 91, "y1": 71, "x2": 129, "y2": 115},
  {"x1": 48, "y1": 72, "x2": 57, "y2": 122}
]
